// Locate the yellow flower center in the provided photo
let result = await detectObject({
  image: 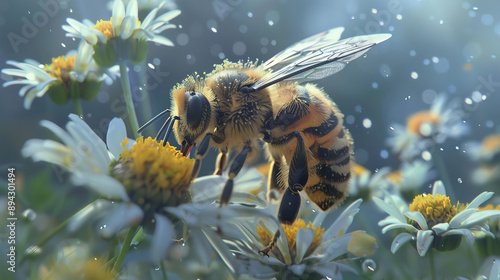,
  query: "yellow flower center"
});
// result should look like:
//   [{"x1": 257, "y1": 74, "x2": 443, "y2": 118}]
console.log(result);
[
  {"x1": 44, "y1": 55, "x2": 76, "y2": 83},
  {"x1": 385, "y1": 170, "x2": 402, "y2": 185},
  {"x1": 478, "y1": 204, "x2": 500, "y2": 211},
  {"x1": 406, "y1": 111, "x2": 440, "y2": 136},
  {"x1": 94, "y1": 18, "x2": 114, "y2": 38},
  {"x1": 481, "y1": 135, "x2": 500, "y2": 153},
  {"x1": 110, "y1": 137, "x2": 195, "y2": 214},
  {"x1": 93, "y1": 17, "x2": 141, "y2": 39},
  {"x1": 256, "y1": 219, "x2": 324, "y2": 258},
  {"x1": 352, "y1": 164, "x2": 368, "y2": 177},
  {"x1": 409, "y1": 194, "x2": 458, "y2": 228}
]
